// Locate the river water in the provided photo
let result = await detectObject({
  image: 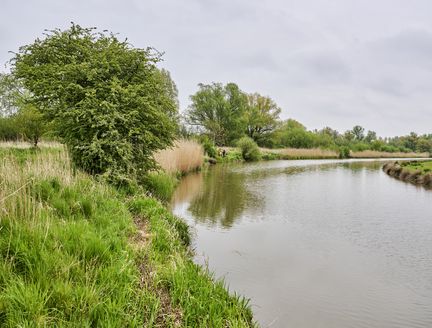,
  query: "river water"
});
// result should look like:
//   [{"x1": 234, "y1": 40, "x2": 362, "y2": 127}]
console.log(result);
[{"x1": 170, "y1": 159, "x2": 432, "y2": 328}]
